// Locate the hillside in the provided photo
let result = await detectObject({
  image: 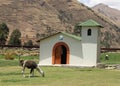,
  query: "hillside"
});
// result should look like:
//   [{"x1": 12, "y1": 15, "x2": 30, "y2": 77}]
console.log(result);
[
  {"x1": 0, "y1": 0, "x2": 120, "y2": 47},
  {"x1": 93, "y1": 3, "x2": 120, "y2": 27}
]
